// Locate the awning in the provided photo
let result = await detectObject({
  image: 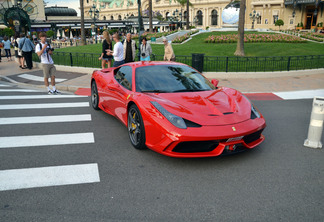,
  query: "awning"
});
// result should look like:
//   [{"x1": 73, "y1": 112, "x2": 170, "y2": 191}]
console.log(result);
[{"x1": 31, "y1": 24, "x2": 51, "y2": 28}]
